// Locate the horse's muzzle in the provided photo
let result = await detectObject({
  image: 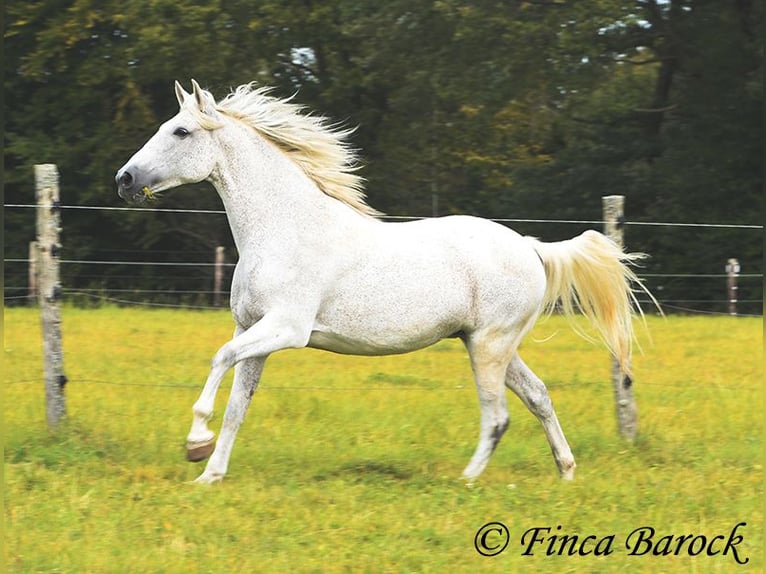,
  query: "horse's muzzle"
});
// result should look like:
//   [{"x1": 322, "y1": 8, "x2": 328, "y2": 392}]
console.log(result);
[{"x1": 115, "y1": 167, "x2": 147, "y2": 203}]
